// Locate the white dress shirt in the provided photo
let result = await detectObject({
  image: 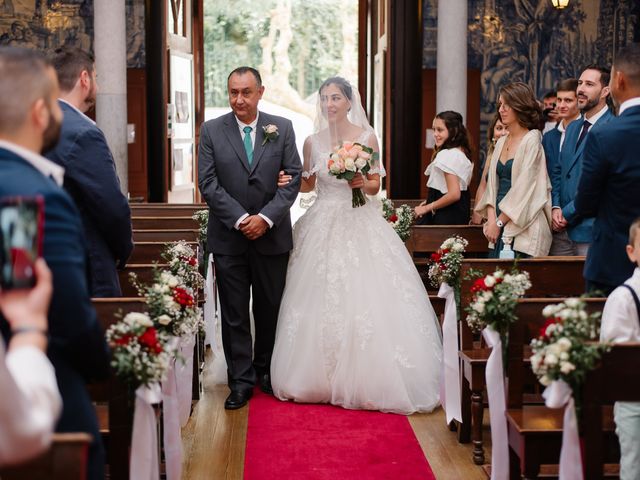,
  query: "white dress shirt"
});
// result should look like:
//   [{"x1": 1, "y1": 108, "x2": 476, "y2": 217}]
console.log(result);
[
  {"x1": 580, "y1": 104, "x2": 609, "y2": 137},
  {"x1": 232, "y1": 113, "x2": 274, "y2": 230},
  {"x1": 601, "y1": 268, "x2": 640, "y2": 343},
  {"x1": 0, "y1": 341, "x2": 62, "y2": 466},
  {"x1": 619, "y1": 97, "x2": 640, "y2": 116}
]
